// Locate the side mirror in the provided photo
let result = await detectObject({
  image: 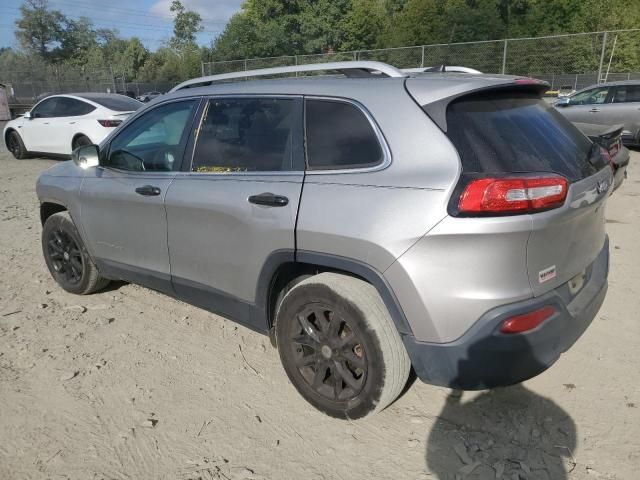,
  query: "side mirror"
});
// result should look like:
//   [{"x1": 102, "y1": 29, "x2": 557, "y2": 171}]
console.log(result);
[
  {"x1": 72, "y1": 144, "x2": 100, "y2": 169},
  {"x1": 23, "y1": 111, "x2": 32, "y2": 119},
  {"x1": 556, "y1": 98, "x2": 571, "y2": 107}
]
